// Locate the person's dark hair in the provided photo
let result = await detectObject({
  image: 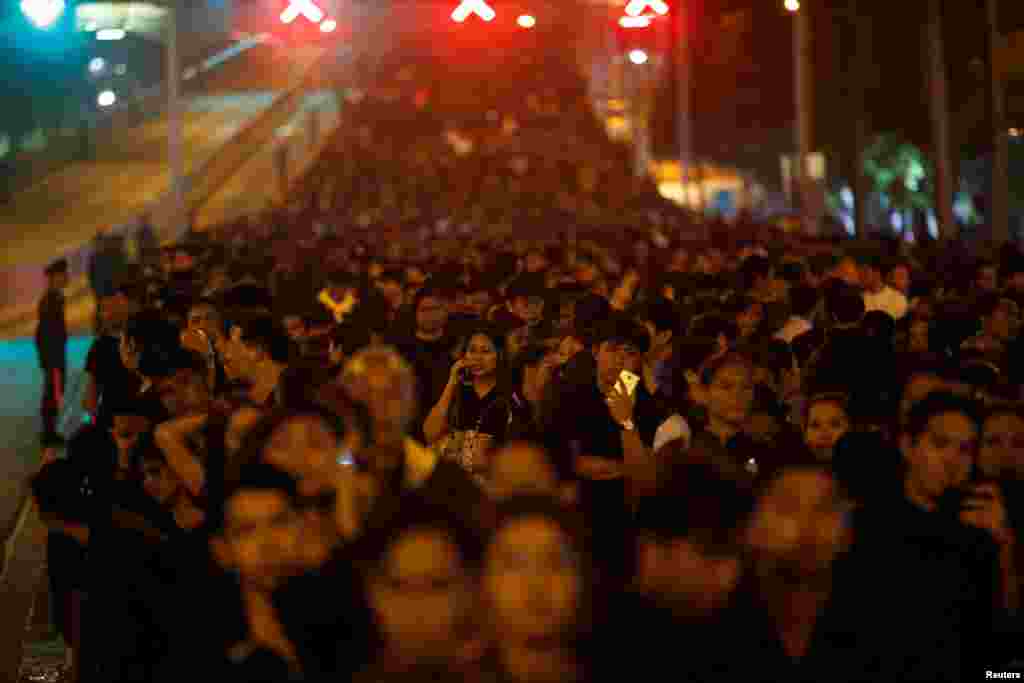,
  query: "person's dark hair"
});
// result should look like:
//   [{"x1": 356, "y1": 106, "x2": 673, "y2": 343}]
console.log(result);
[
  {"x1": 789, "y1": 285, "x2": 819, "y2": 319},
  {"x1": 778, "y1": 260, "x2": 806, "y2": 284},
  {"x1": 505, "y1": 274, "x2": 546, "y2": 303},
  {"x1": 636, "y1": 459, "x2": 755, "y2": 549},
  {"x1": 377, "y1": 268, "x2": 405, "y2": 286},
  {"x1": 700, "y1": 351, "x2": 754, "y2": 386},
  {"x1": 590, "y1": 314, "x2": 650, "y2": 354},
  {"x1": 832, "y1": 430, "x2": 903, "y2": 506},
  {"x1": 138, "y1": 338, "x2": 188, "y2": 379},
  {"x1": 515, "y1": 342, "x2": 550, "y2": 369},
  {"x1": 861, "y1": 310, "x2": 897, "y2": 343},
  {"x1": 977, "y1": 293, "x2": 1017, "y2": 319},
  {"x1": 852, "y1": 250, "x2": 883, "y2": 273},
  {"x1": 231, "y1": 315, "x2": 293, "y2": 364},
  {"x1": 826, "y1": 283, "x2": 865, "y2": 326},
  {"x1": 355, "y1": 498, "x2": 485, "y2": 576},
  {"x1": 744, "y1": 340, "x2": 795, "y2": 385},
  {"x1": 574, "y1": 294, "x2": 612, "y2": 334},
  {"x1": 639, "y1": 297, "x2": 679, "y2": 335},
  {"x1": 688, "y1": 313, "x2": 738, "y2": 344},
  {"x1": 738, "y1": 255, "x2": 771, "y2": 290},
  {"x1": 902, "y1": 391, "x2": 982, "y2": 441},
  {"x1": 123, "y1": 309, "x2": 180, "y2": 348},
  {"x1": 412, "y1": 284, "x2": 446, "y2": 314},
  {"x1": 458, "y1": 321, "x2": 507, "y2": 360}
]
